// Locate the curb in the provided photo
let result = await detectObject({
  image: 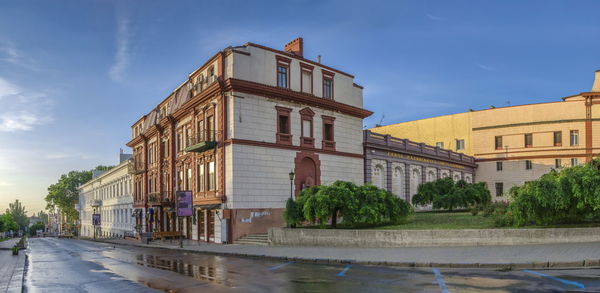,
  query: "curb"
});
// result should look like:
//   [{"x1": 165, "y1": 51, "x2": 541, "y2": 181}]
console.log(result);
[
  {"x1": 6, "y1": 251, "x2": 26, "y2": 293},
  {"x1": 84, "y1": 238, "x2": 599, "y2": 270}
]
